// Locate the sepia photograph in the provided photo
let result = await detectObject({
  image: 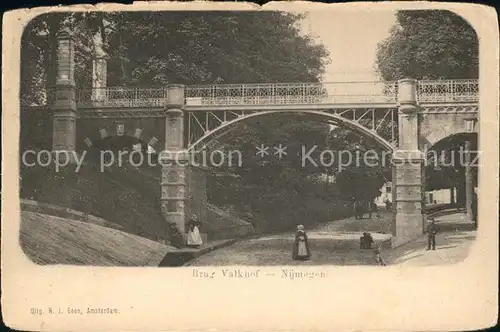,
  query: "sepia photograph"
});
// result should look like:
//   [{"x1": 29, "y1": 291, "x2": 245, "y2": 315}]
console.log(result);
[
  {"x1": 18, "y1": 7, "x2": 481, "y2": 267},
  {"x1": 2, "y1": 2, "x2": 498, "y2": 331}
]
